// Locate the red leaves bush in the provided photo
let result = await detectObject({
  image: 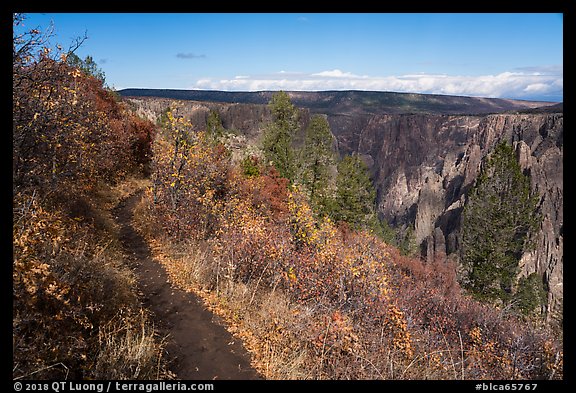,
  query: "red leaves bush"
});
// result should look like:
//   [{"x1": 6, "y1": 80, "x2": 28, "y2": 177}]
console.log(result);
[
  {"x1": 13, "y1": 55, "x2": 155, "y2": 197},
  {"x1": 13, "y1": 23, "x2": 160, "y2": 378}
]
